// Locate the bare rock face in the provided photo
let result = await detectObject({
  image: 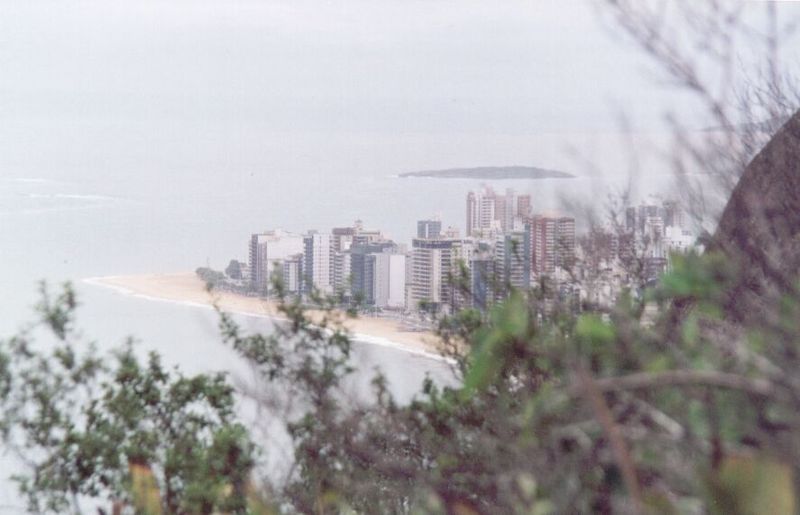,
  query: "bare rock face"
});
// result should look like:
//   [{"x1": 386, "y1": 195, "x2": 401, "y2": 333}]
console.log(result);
[{"x1": 710, "y1": 110, "x2": 800, "y2": 325}]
